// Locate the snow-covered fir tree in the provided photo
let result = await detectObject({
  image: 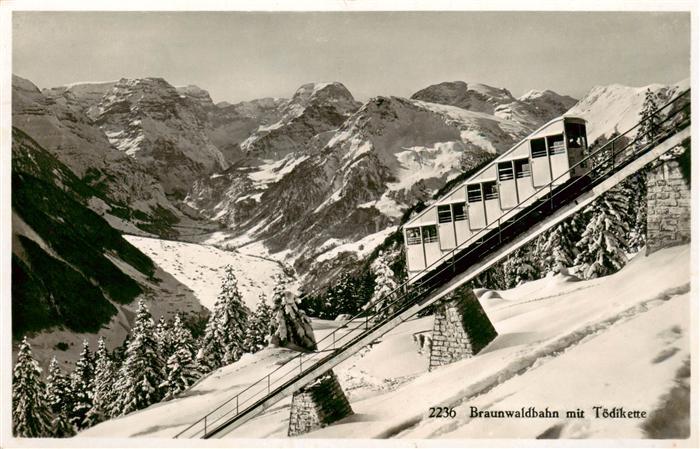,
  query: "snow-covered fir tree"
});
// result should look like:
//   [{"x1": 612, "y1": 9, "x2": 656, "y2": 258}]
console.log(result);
[
  {"x1": 162, "y1": 314, "x2": 201, "y2": 400},
  {"x1": 45, "y1": 357, "x2": 74, "y2": 437},
  {"x1": 114, "y1": 299, "x2": 166, "y2": 415},
  {"x1": 536, "y1": 217, "x2": 580, "y2": 274},
  {"x1": 12, "y1": 337, "x2": 52, "y2": 438},
  {"x1": 90, "y1": 337, "x2": 117, "y2": 423},
  {"x1": 244, "y1": 295, "x2": 275, "y2": 353},
  {"x1": 198, "y1": 265, "x2": 250, "y2": 371},
  {"x1": 69, "y1": 339, "x2": 95, "y2": 430},
  {"x1": 624, "y1": 172, "x2": 648, "y2": 252},
  {"x1": 270, "y1": 275, "x2": 316, "y2": 351},
  {"x1": 364, "y1": 251, "x2": 399, "y2": 317},
  {"x1": 155, "y1": 316, "x2": 174, "y2": 358},
  {"x1": 502, "y1": 246, "x2": 540, "y2": 288},
  {"x1": 574, "y1": 186, "x2": 630, "y2": 279},
  {"x1": 635, "y1": 88, "x2": 662, "y2": 149}
]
